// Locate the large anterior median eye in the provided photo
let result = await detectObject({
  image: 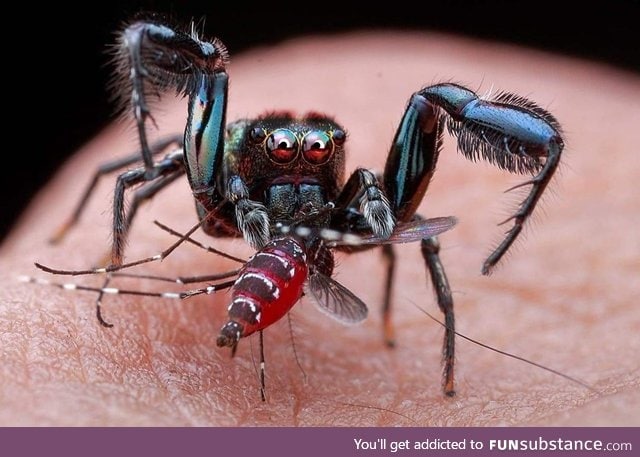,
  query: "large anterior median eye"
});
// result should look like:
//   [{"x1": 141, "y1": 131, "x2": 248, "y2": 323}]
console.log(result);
[
  {"x1": 302, "y1": 131, "x2": 334, "y2": 165},
  {"x1": 265, "y1": 129, "x2": 299, "y2": 164}
]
